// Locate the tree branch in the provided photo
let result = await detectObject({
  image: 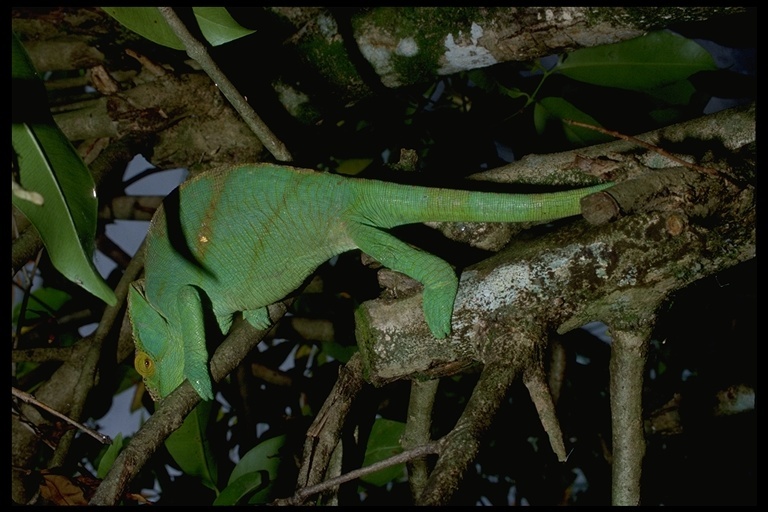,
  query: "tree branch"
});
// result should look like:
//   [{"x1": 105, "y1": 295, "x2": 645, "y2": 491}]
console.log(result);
[
  {"x1": 157, "y1": 7, "x2": 292, "y2": 162},
  {"x1": 356, "y1": 104, "x2": 755, "y2": 384},
  {"x1": 403, "y1": 379, "x2": 440, "y2": 499},
  {"x1": 608, "y1": 326, "x2": 652, "y2": 505},
  {"x1": 417, "y1": 357, "x2": 520, "y2": 505},
  {"x1": 295, "y1": 353, "x2": 366, "y2": 496}
]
